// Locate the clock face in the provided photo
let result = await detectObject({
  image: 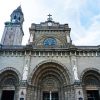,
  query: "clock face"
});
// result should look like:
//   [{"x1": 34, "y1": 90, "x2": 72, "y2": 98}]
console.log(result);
[
  {"x1": 43, "y1": 38, "x2": 56, "y2": 46},
  {"x1": 48, "y1": 22, "x2": 52, "y2": 26}
]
